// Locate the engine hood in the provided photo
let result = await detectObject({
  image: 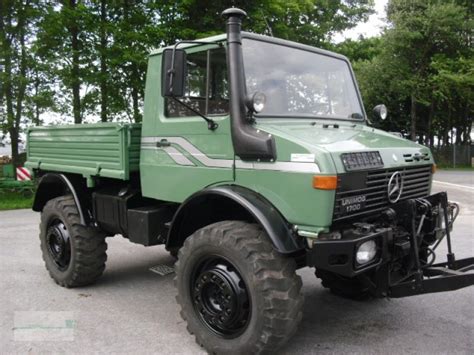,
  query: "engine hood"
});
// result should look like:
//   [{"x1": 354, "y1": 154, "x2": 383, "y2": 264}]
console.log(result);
[{"x1": 258, "y1": 120, "x2": 434, "y2": 173}]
